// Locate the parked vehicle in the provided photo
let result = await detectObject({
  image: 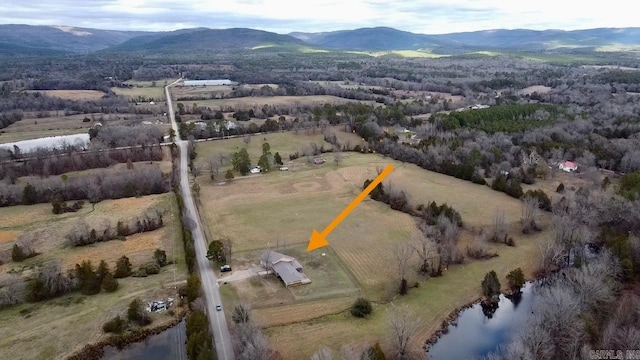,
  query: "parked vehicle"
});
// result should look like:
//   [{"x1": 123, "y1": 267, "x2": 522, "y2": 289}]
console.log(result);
[{"x1": 220, "y1": 264, "x2": 232, "y2": 272}]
